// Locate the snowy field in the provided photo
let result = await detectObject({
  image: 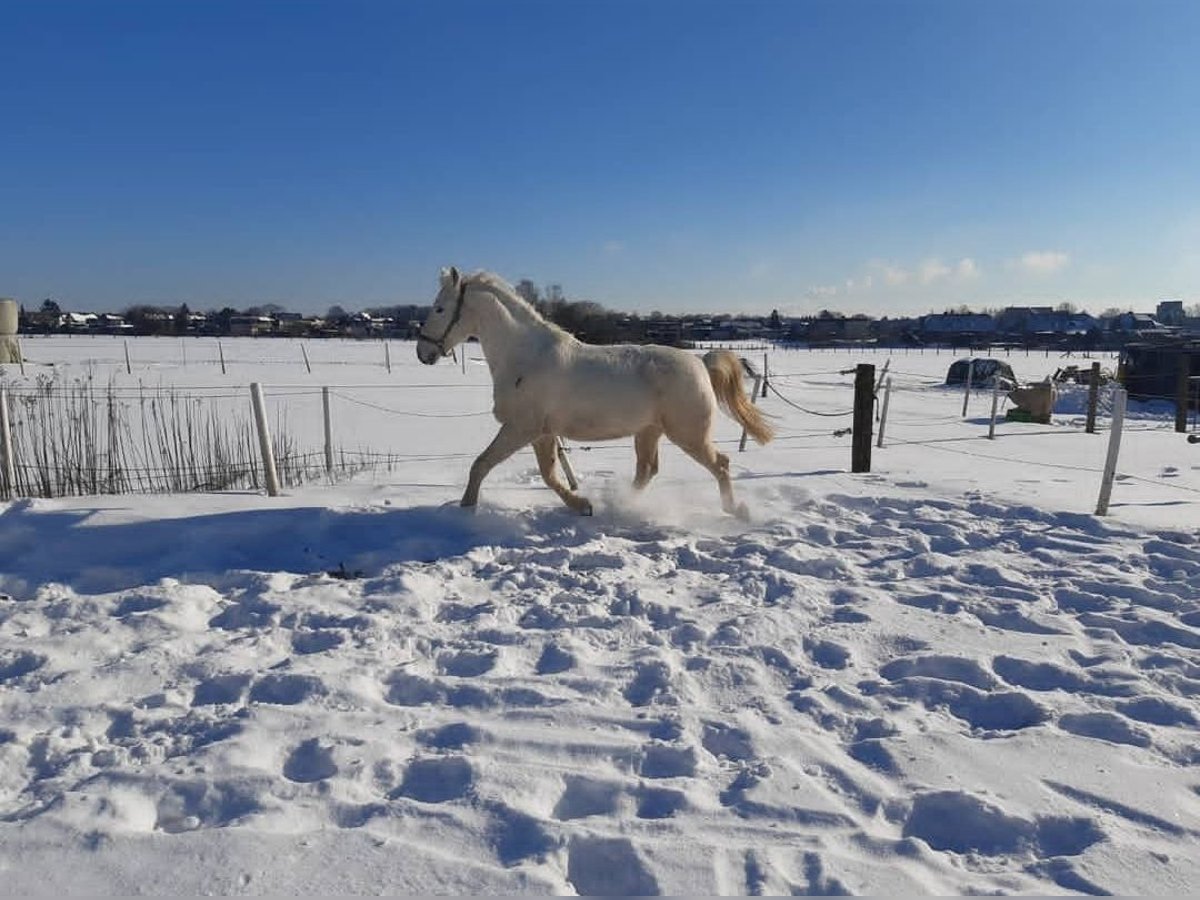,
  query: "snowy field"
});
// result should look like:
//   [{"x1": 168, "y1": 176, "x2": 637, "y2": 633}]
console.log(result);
[{"x1": 1, "y1": 335, "x2": 1198, "y2": 895}]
